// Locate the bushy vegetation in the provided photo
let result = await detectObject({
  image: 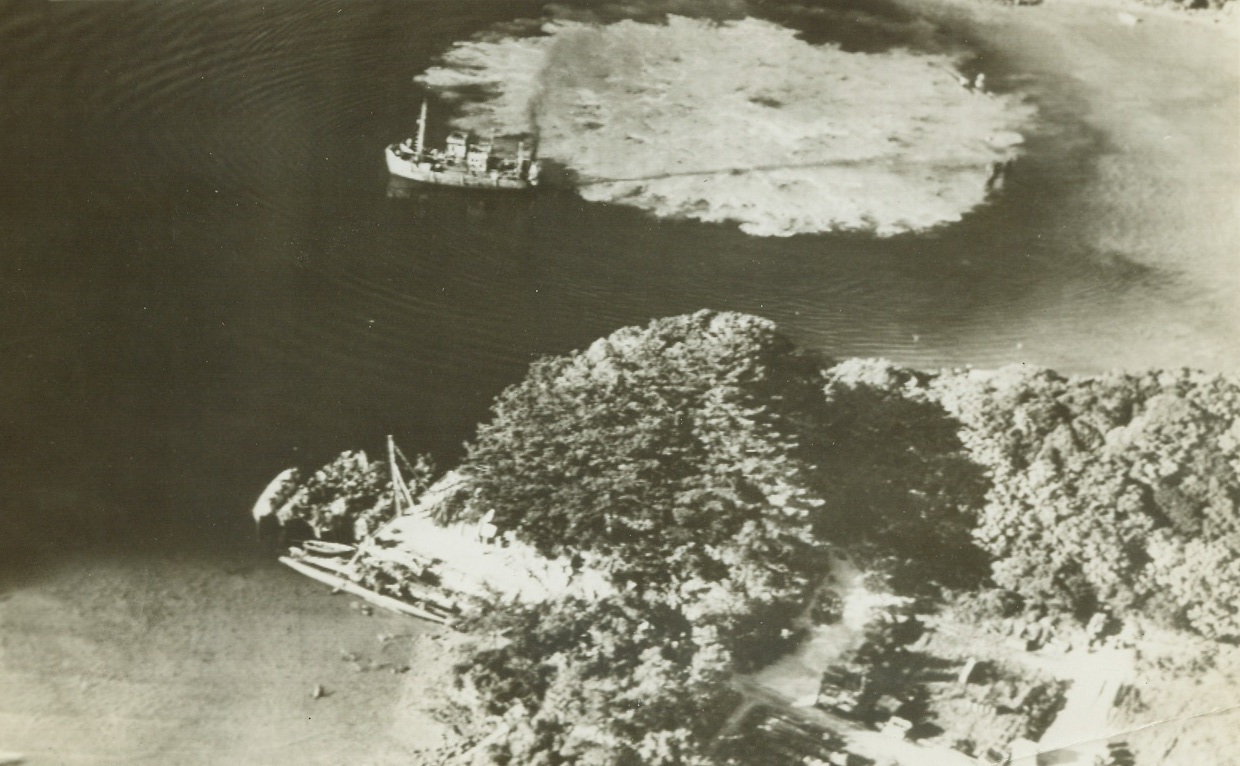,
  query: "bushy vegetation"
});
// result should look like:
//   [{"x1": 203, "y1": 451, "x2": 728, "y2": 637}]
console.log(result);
[
  {"x1": 933, "y1": 367, "x2": 1240, "y2": 639},
  {"x1": 442, "y1": 312, "x2": 834, "y2": 765},
  {"x1": 451, "y1": 594, "x2": 736, "y2": 766},
  {"x1": 461, "y1": 311, "x2": 830, "y2": 656},
  {"x1": 816, "y1": 361, "x2": 1240, "y2": 640},
  {"x1": 334, "y1": 314, "x2": 1237, "y2": 764},
  {"x1": 816, "y1": 359, "x2": 992, "y2": 590},
  {"x1": 278, "y1": 448, "x2": 435, "y2": 541}
]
